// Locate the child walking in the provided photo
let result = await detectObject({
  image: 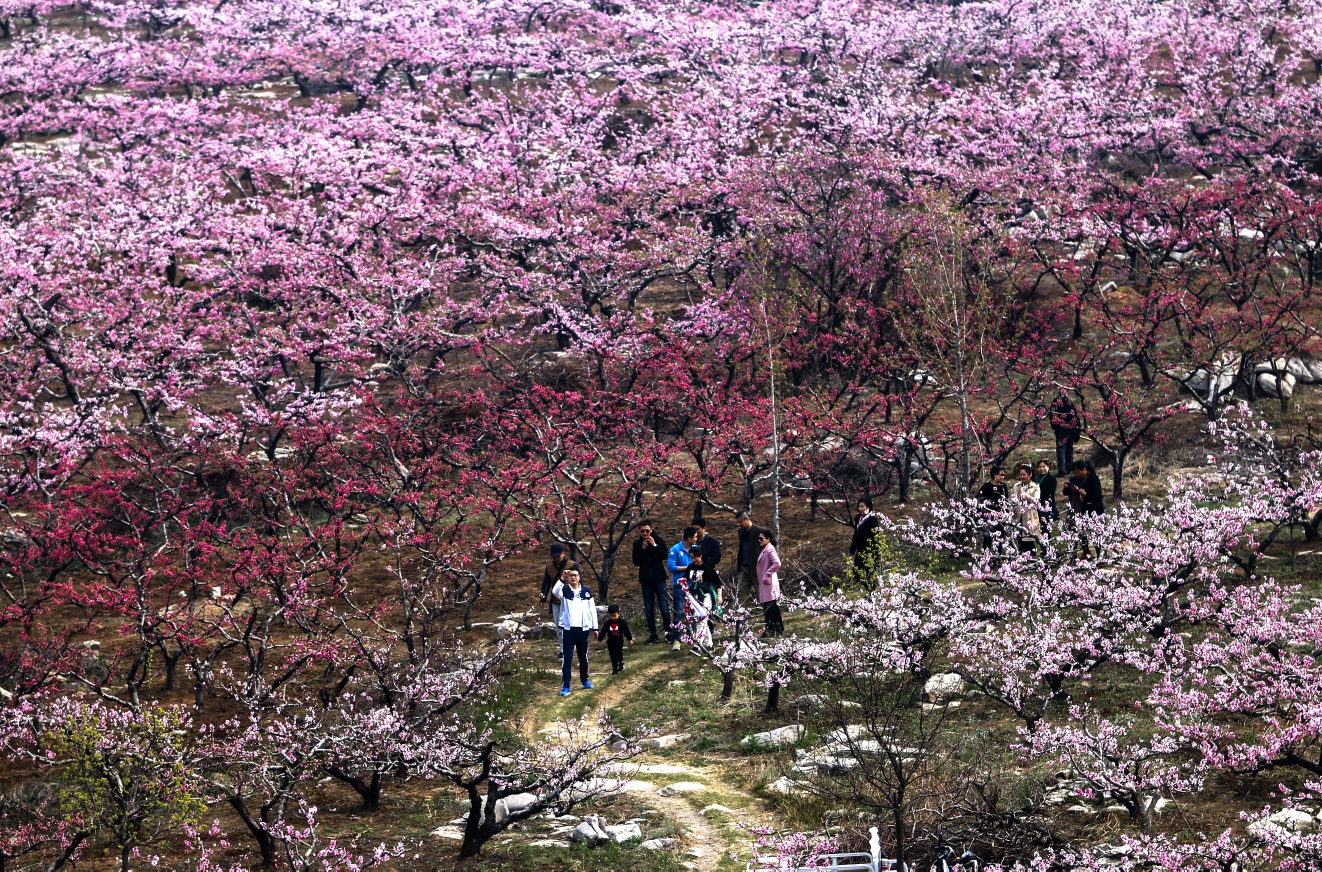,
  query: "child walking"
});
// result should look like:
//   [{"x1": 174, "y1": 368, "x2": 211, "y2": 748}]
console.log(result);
[{"x1": 598, "y1": 605, "x2": 633, "y2": 673}]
